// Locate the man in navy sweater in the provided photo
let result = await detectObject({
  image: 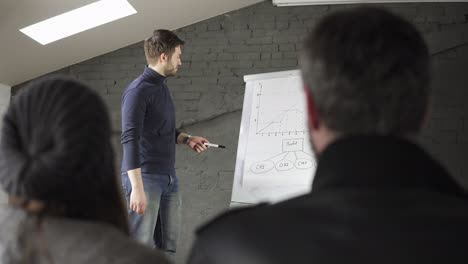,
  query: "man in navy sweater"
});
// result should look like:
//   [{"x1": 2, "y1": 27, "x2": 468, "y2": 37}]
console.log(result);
[{"x1": 121, "y1": 29, "x2": 208, "y2": 259}]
